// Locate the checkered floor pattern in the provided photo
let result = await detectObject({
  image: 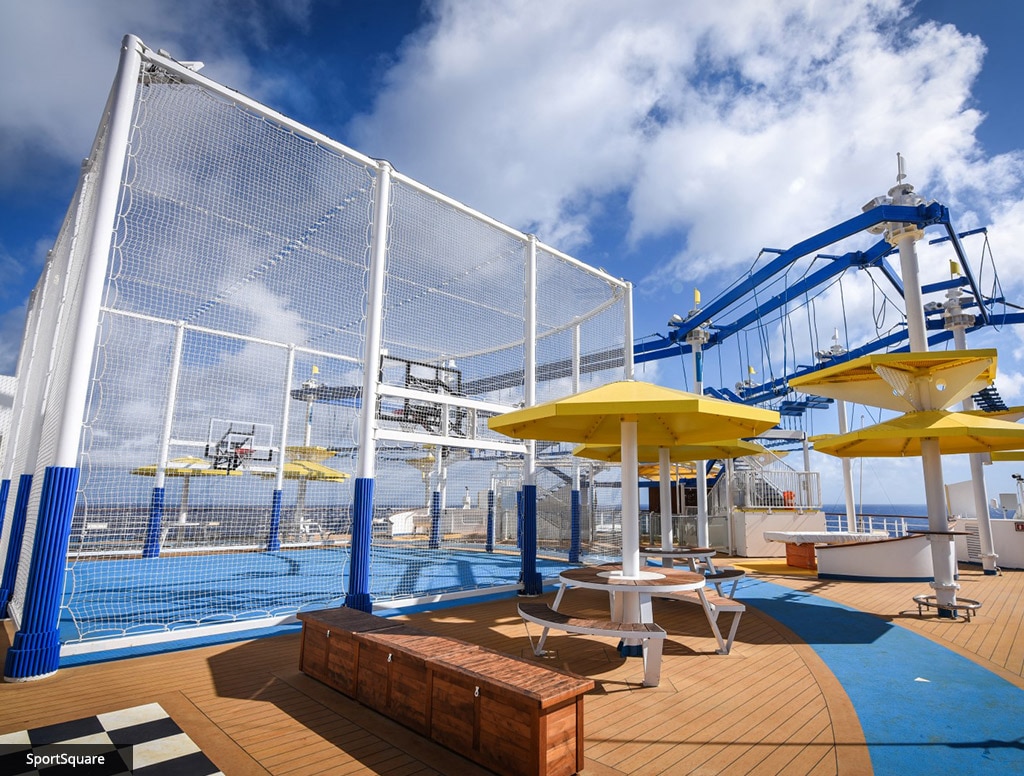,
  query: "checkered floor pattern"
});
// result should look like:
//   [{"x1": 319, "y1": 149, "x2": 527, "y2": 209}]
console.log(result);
[{"x1": 0, "y1": 703, "x2": 222, "y2": 775}]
